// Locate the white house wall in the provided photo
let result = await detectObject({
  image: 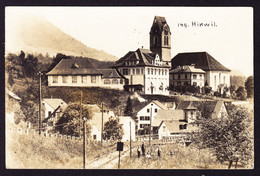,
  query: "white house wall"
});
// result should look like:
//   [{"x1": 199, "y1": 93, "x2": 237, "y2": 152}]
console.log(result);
[
  {"x1": 158, "y1": 122, "x2": 171, "y2": 139},
  {"x1": 137, "y1": 103, "x2": 163, "y2": 130},
  {"x1": 120, "y1": 119, "x2": 136, "y2": 142},
  {"x1": 207, "y1": 71, "x2": 230, "y2": 91}
]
